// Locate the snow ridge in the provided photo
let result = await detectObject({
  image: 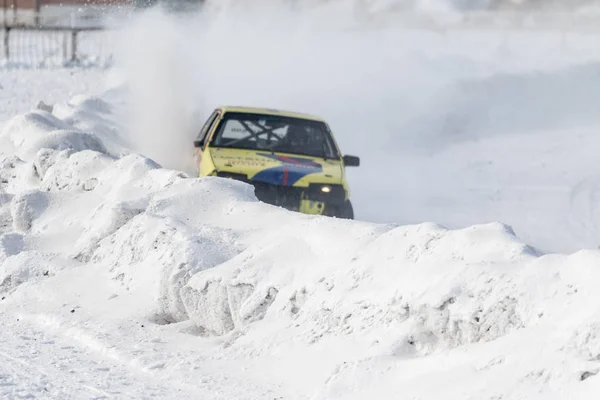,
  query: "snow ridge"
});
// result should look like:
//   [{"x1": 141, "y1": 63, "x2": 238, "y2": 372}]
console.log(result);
[{"x1": 2, "y1": 89, "x2": 600, "y2": 399}]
